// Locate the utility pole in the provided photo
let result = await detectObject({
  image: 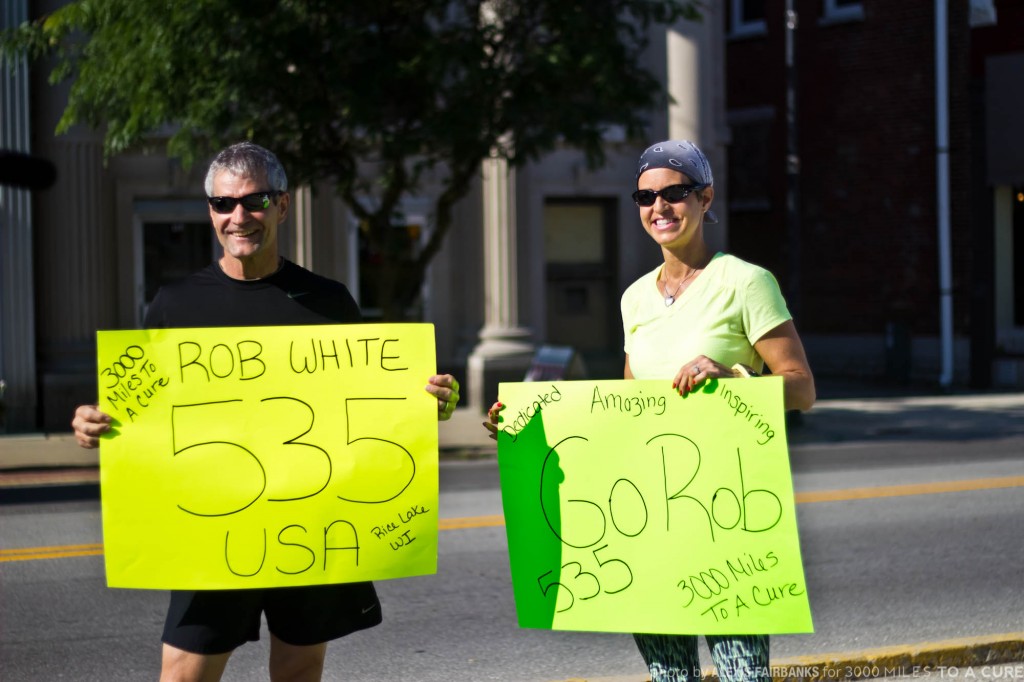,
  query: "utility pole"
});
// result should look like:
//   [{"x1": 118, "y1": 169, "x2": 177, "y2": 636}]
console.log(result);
[{"x1": 785, "y1": 0, "x2": 802, "y2": 321}]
